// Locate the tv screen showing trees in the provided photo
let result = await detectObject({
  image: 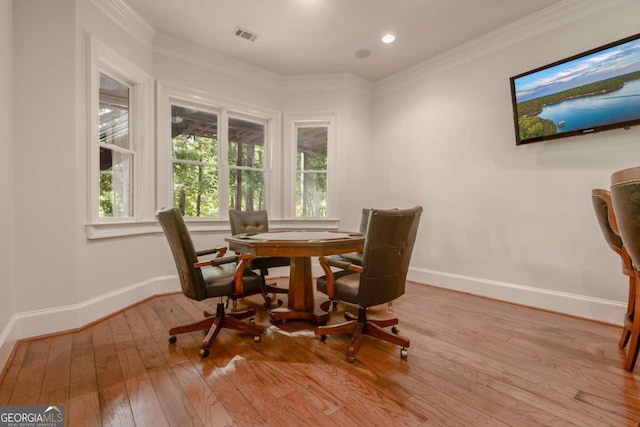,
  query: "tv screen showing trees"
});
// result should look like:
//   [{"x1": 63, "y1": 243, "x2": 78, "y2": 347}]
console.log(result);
[{"x1": 510, "y1": 33, "x2": 640, "y2": 145}]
